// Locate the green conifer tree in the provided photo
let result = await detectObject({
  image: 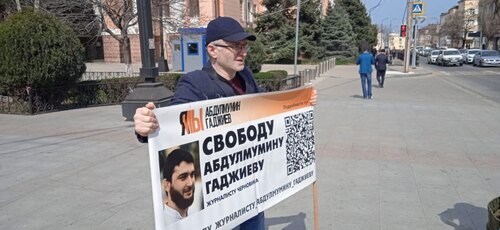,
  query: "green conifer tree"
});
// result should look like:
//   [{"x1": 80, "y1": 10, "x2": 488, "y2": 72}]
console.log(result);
[
  {"x1": 255, "y1": 0, "x2": 323, "y2": 63},
  {"x1": 336, "y1": 0, "x2": 377, "y2": 51},
  {"x1": 320, "y1": 2, "x2": 356, "y2": 60}
]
